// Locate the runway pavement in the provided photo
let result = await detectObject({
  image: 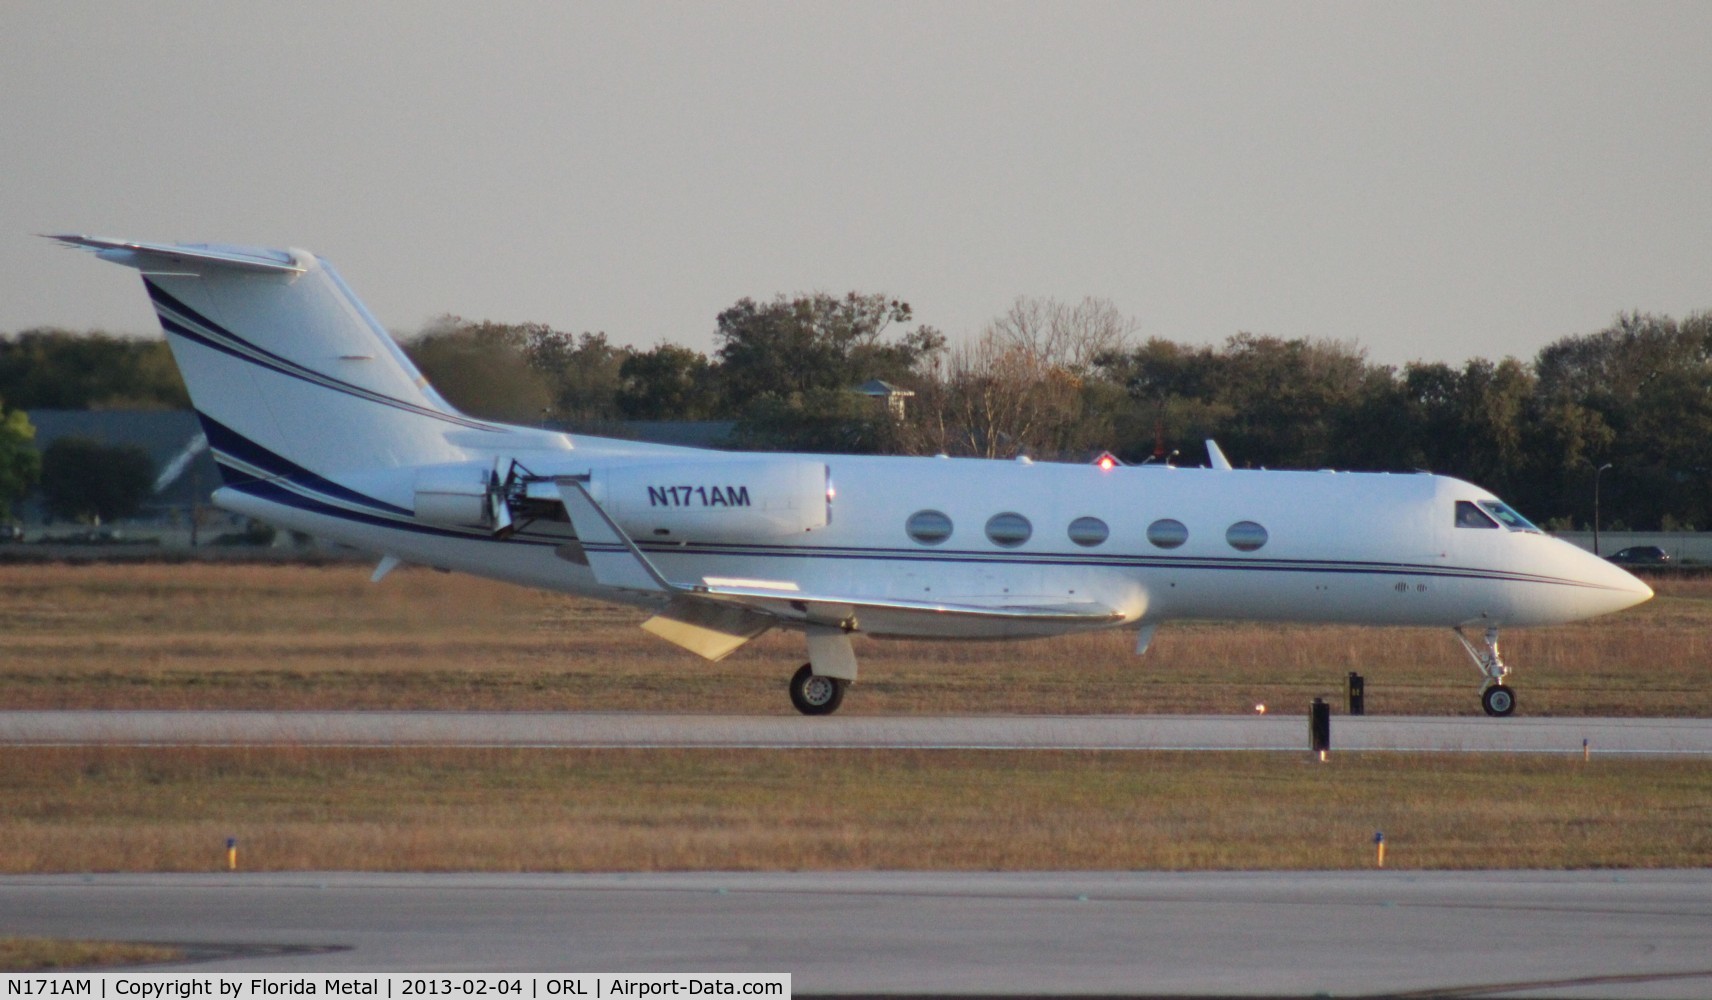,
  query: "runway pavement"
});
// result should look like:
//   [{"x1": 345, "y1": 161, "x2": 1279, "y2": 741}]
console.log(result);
[
  {"x1": 3, "y1": 710, "x2": 1712, "y2": 754},
  {"x1": 3, "y1": 871, "x2": 1711, "y2": 997}
]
